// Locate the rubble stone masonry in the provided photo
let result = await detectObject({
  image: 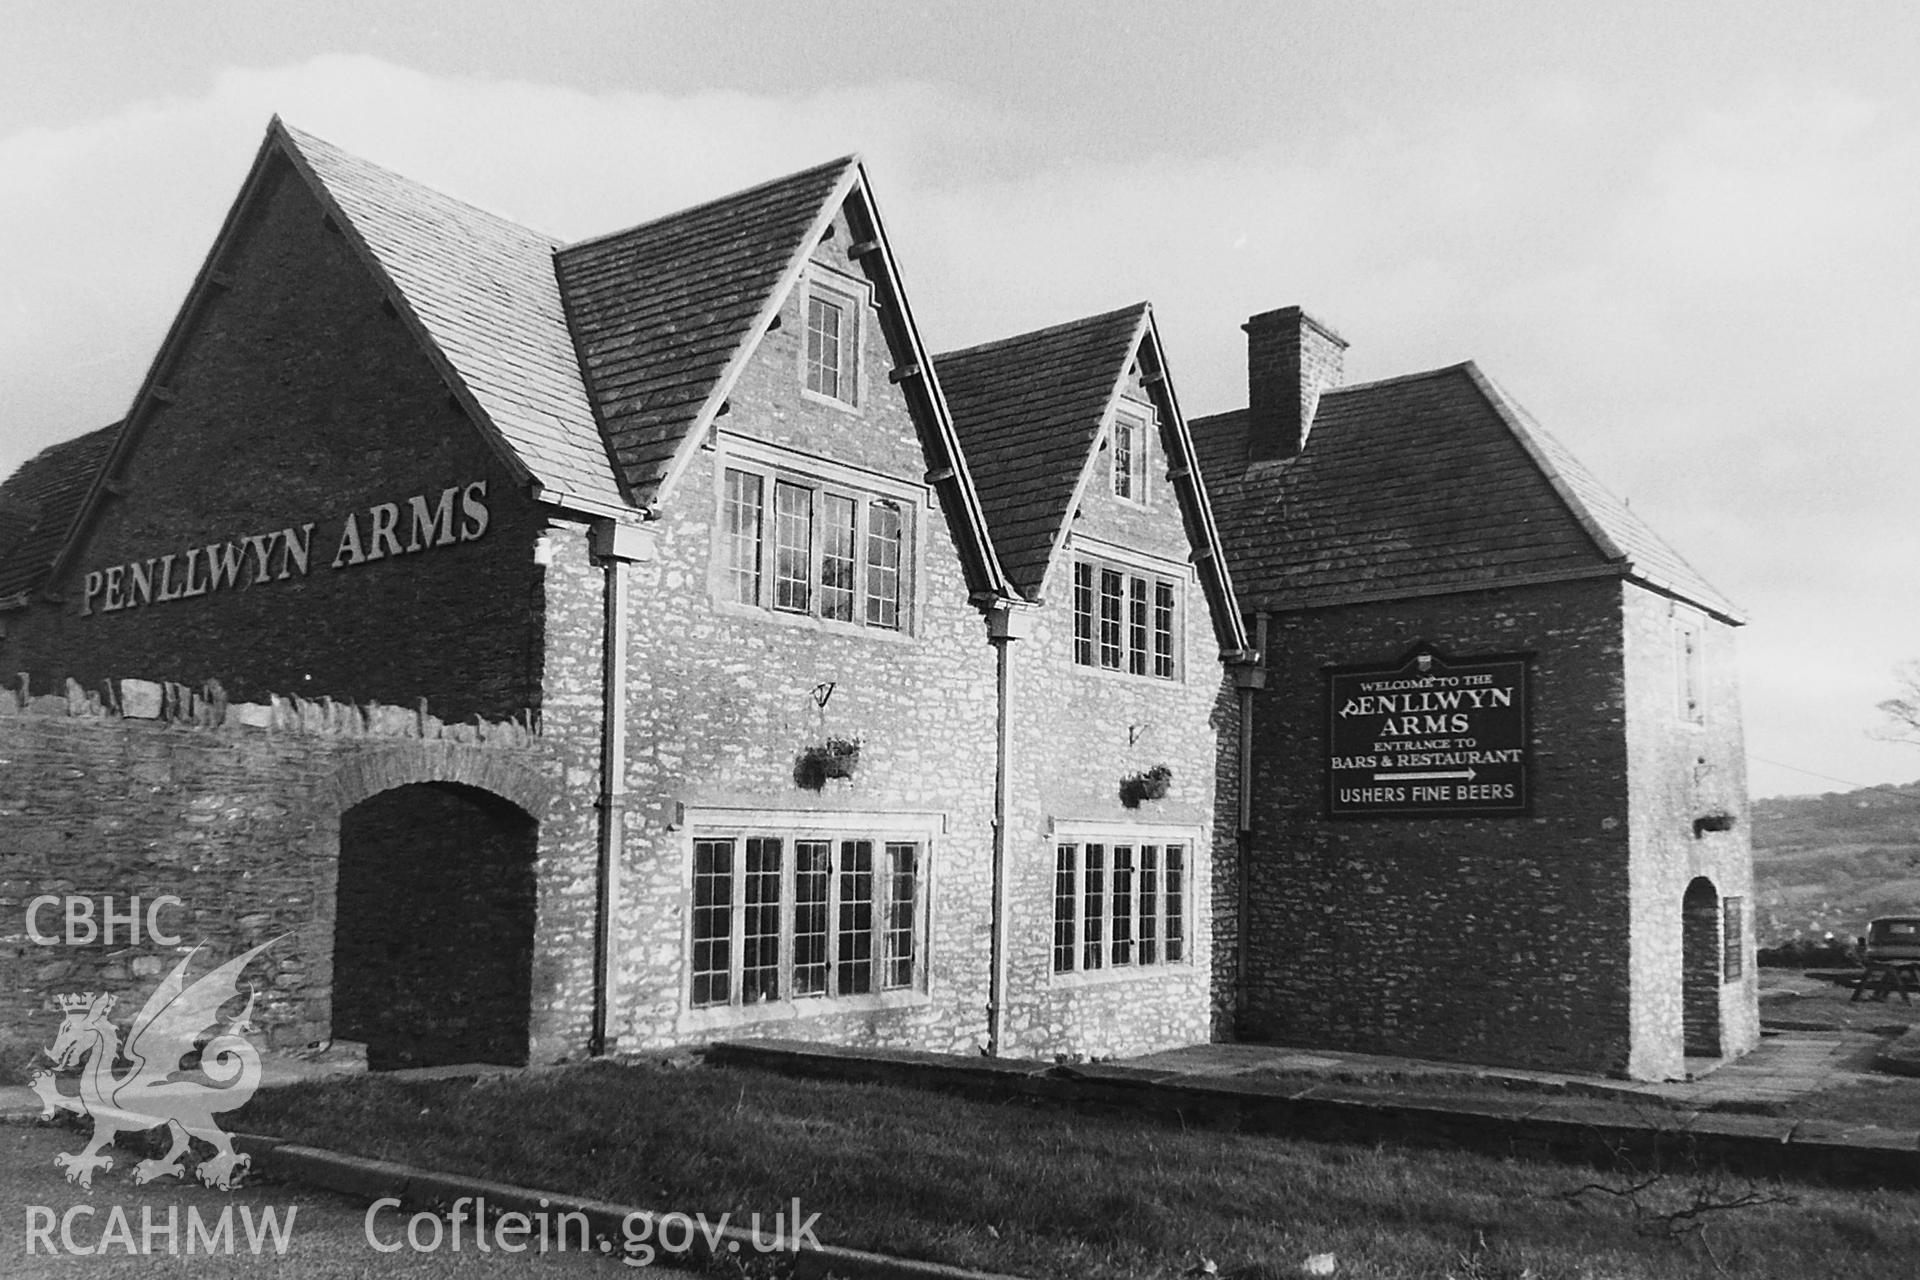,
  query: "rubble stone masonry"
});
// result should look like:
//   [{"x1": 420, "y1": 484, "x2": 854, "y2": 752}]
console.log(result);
[{"x1": 1242, "y1": 577, "x2": 1642, "y2": 1074}]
